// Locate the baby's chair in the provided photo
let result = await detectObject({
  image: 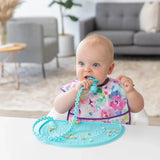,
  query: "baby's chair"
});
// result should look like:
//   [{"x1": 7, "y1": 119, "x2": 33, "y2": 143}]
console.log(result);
[
  {"x1": 48, "y1": 108, "x2": 149, "y2": 125},
  {"x1": 131, "y1": 109, "x2": 149, "y2": 125}
]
